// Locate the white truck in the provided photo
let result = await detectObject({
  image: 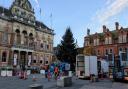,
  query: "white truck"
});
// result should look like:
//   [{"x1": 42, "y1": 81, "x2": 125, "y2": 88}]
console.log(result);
[{"x1": 76, "y1": 54, "x2": 98, "y2": 78}]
